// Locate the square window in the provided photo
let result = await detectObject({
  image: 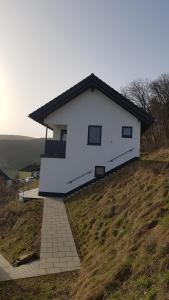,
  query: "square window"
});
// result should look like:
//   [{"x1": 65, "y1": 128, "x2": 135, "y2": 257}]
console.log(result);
[
  {"x1": 87, "y1": 126, "x2": 102, "y2": 145},
  {"x1": 122, "y1": 126, "x2": 132, "y2": 138},
  {"x1": 95, "y1": 166, "x2": 105, "y2": 178}
]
